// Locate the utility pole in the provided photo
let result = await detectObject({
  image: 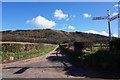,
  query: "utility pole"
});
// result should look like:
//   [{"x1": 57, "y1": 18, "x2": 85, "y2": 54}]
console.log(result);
[
  {"x1": 107, "y1": 10, "x2": 112, "y2": 40},
  {"x1": 92, "y1": 10, "x2": 120, "y2": 40}
]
